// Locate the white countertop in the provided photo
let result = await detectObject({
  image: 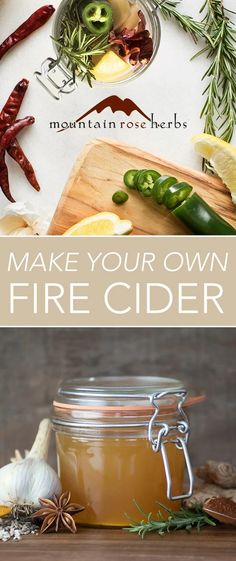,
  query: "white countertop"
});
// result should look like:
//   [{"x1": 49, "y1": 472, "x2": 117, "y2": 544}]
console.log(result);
[{"x1": 1, "y1": 0, "x2": 236, "y2": 222}]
